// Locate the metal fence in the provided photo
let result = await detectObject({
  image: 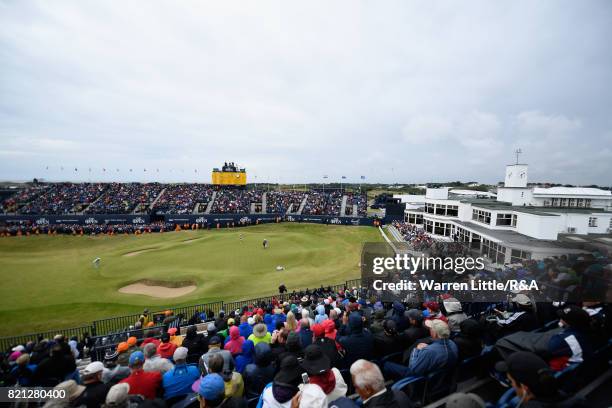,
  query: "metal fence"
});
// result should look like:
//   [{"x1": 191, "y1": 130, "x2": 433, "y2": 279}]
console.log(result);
[{"x1": 0, "y1": 280, "x2": 362, "y2": 351}]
